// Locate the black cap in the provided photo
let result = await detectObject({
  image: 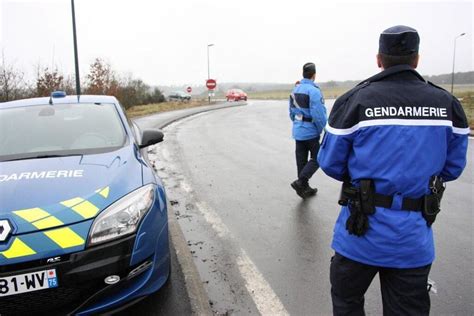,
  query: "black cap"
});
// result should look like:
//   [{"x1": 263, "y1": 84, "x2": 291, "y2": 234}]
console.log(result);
[
  {"x1": 303, "y1": 62, "x2": 316, "y2": 73},
  {"x1": 302, "y1": 62, "x2": 316, "y2": 79},
  {"x1": 379, "y1": 25, "x2": 420, "y2": 56}
]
